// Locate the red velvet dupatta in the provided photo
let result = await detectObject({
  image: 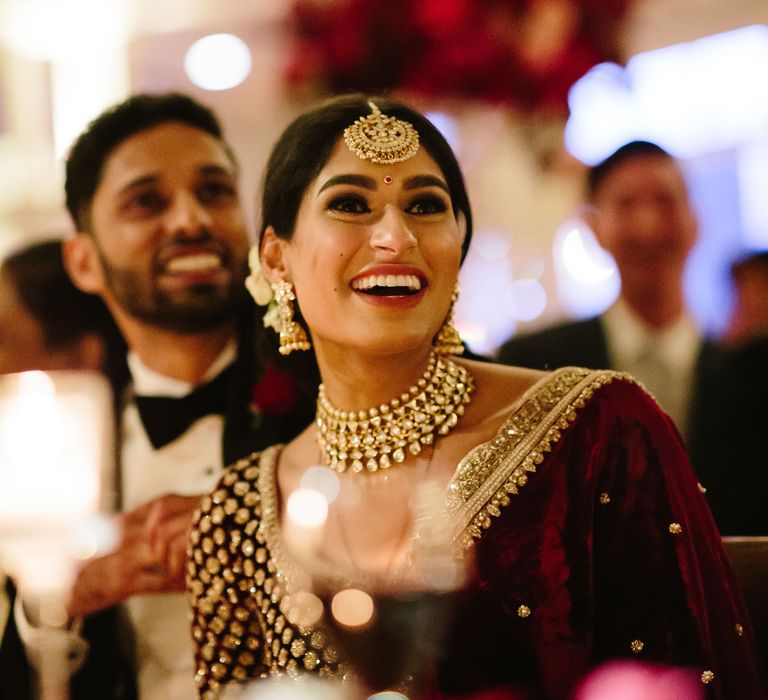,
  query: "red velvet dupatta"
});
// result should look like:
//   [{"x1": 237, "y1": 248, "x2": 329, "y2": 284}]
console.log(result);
[{"x1": 436, "y1": 367, "x2": 766, "y2": 699}]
